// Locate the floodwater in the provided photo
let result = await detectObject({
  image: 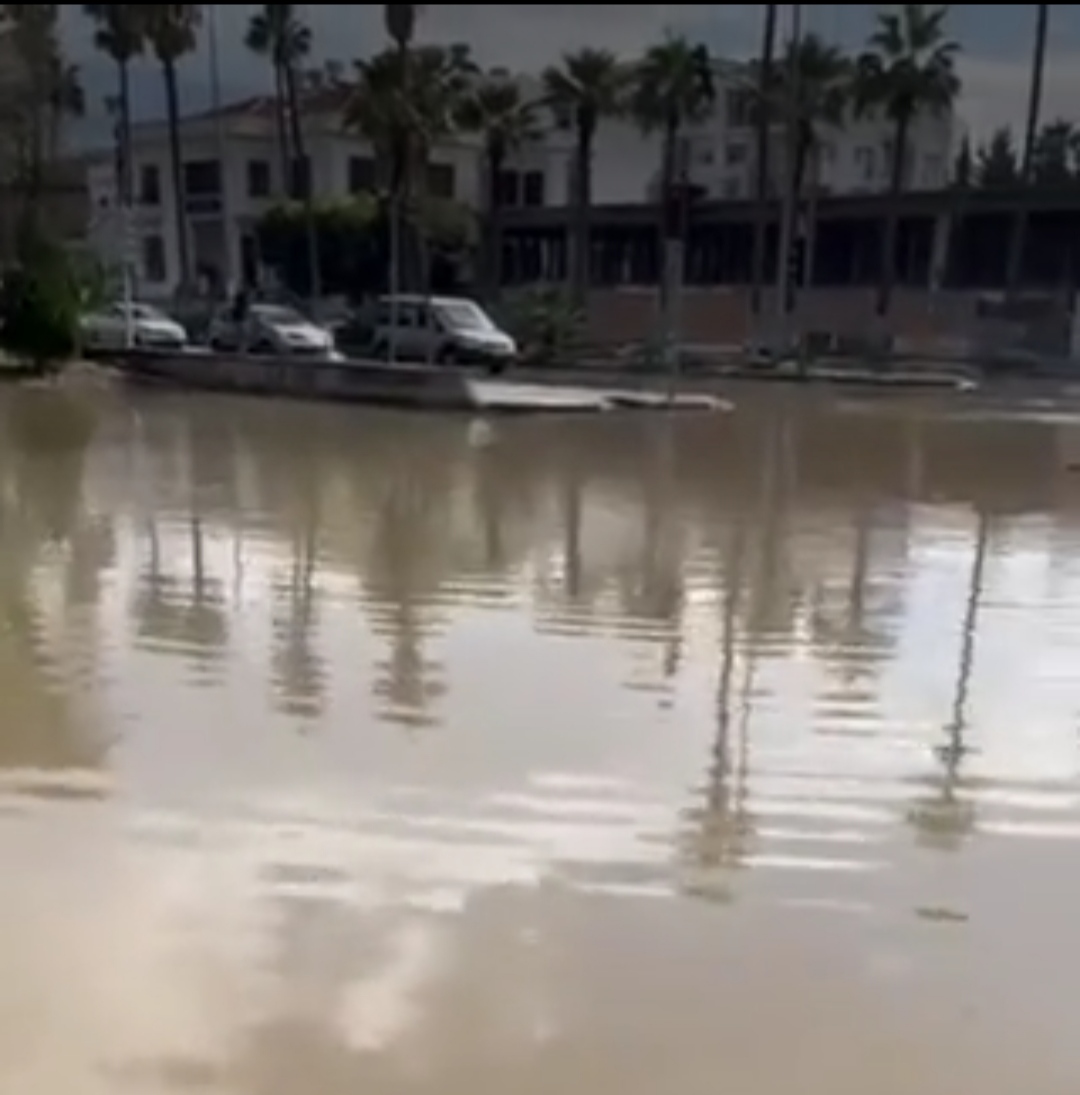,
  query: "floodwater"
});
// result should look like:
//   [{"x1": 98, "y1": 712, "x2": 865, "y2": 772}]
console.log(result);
[{"x1": 3, "y1": 384, "x2": 1080, "y2": 1094}]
